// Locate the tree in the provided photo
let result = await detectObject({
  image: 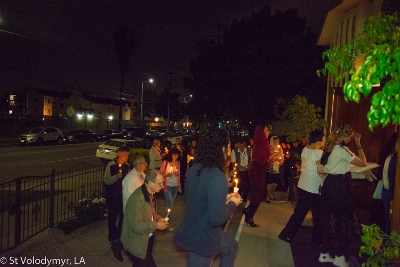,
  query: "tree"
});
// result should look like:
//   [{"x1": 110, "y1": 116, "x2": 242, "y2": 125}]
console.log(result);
[
  {"x1": 113, "y1": 27, "x2": 136, "y2": 130},
  {"x1": 318, "y1": 13, "x2": 400, "y2": 233},
  {"x1": 187, "y1": 6, "x2": 325, "y2": 123},
  {"x1": 154, "y1": 89, "x2": 185, "y2": 126},
  {"x1": 282, "y1": 95, "x2": 327, "y2": 142}
]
